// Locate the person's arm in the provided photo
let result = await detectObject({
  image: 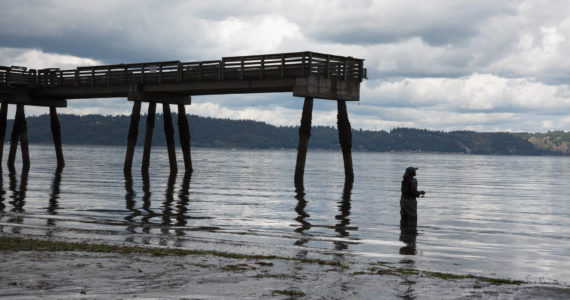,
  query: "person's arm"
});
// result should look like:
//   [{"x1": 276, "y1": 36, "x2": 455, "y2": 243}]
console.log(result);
[{"x1": 412, "y1": 179, "x2": 426, "y2": 197}]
